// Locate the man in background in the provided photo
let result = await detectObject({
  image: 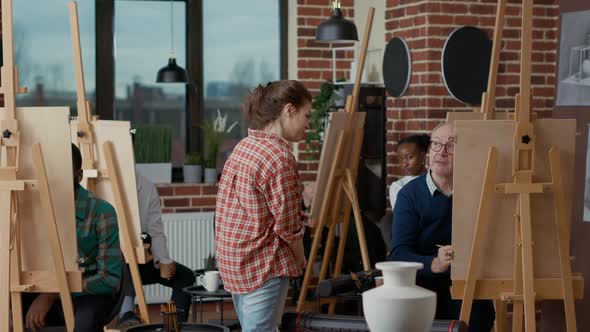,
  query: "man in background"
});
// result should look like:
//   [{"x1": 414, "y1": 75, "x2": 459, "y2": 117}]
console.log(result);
[{"x1": 117, "y1": 171, "x2": 195, "y2": 326}]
